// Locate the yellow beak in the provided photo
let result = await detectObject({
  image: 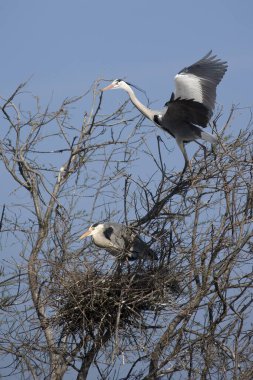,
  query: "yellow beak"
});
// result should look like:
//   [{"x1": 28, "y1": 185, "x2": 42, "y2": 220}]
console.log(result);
[
  {"x1": 101, "y1": 83, "x2": 115, "y2": 92},
  {"x1": 79, "y1": 229, "x2": 92, "y2": 240}
]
